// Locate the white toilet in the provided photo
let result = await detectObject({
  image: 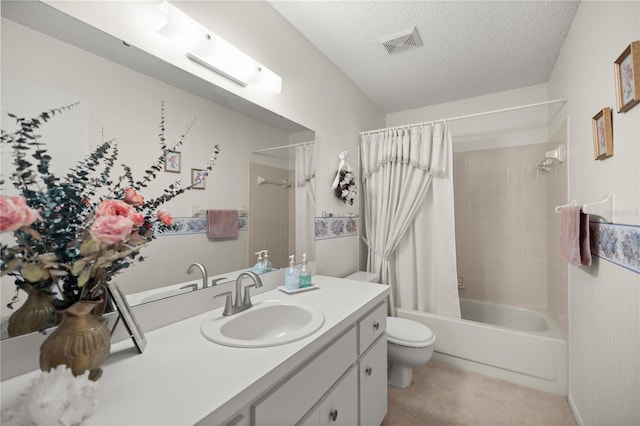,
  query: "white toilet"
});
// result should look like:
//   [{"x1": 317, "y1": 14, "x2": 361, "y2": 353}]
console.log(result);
[{"x1": 346, "y1": 271, "x2": 436, "y2": 388}]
